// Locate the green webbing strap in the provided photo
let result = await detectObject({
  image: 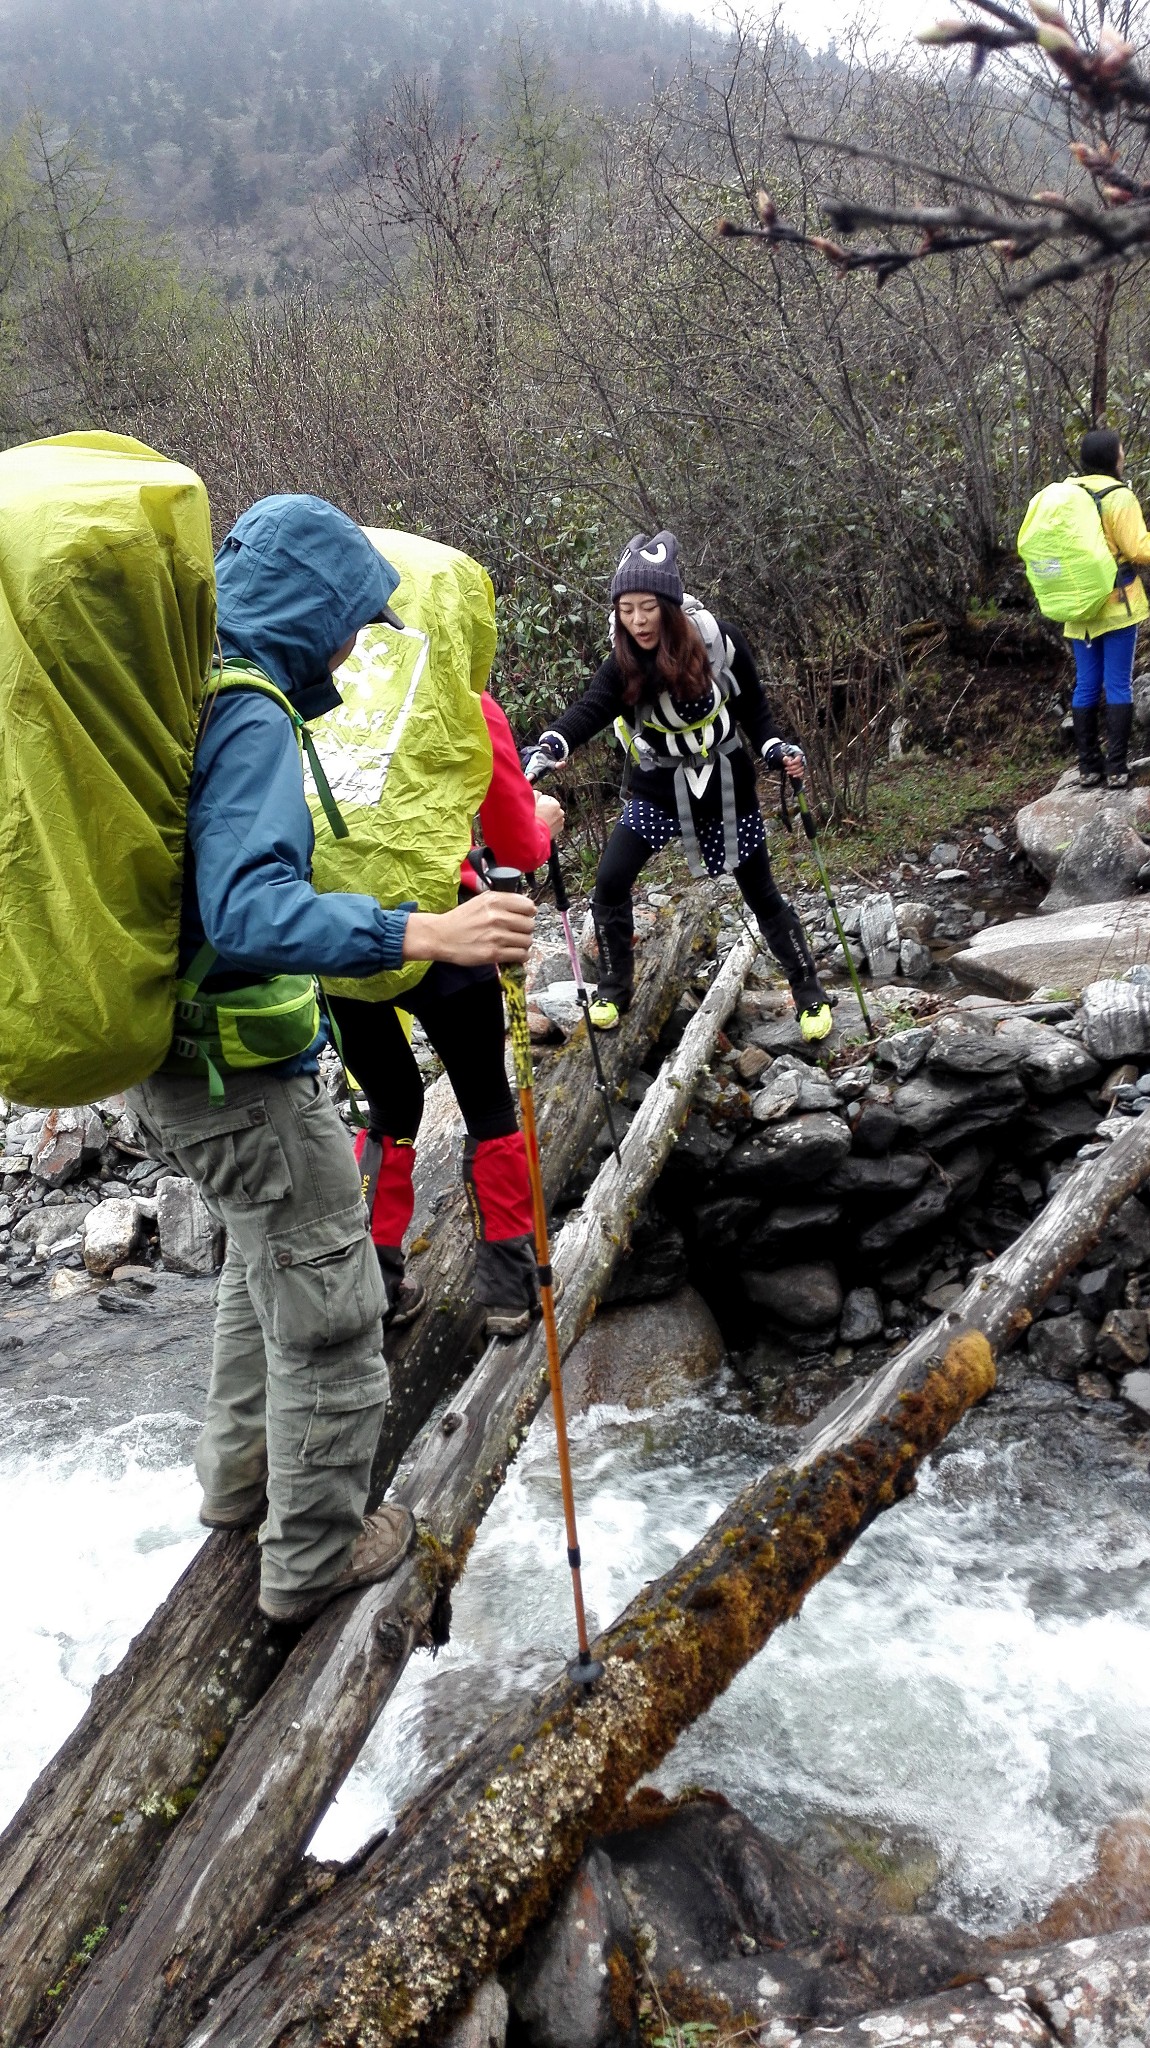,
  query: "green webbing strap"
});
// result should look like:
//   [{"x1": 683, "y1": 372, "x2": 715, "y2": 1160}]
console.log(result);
[
  {"x1": 318, "y1": 992, "x2": 366, "y2": 1127},
  {"x1": 300, "y1": 727, "x2": 349, "y2": 841},
  {"x1": 176, "y1": 939, "x2": 218, "y2": 1004}
]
